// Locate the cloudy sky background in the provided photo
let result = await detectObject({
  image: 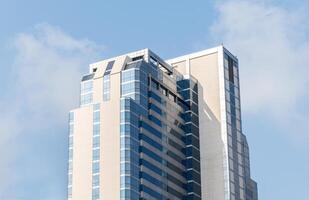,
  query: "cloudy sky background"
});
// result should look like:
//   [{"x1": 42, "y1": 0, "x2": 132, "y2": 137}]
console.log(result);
[{"x1": 0, "y1": 0, "x2": 308, "y2": 199}]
